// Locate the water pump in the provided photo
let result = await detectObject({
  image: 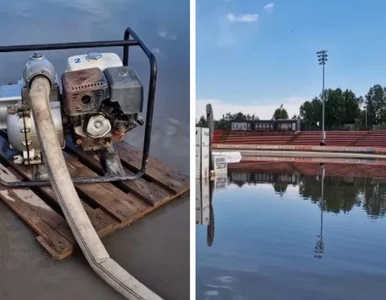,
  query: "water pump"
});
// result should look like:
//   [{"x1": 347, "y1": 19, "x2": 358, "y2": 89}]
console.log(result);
[
  {"x1": 0, "y1": 27, "x2": 157, "y2": 187},
  {"x1": 0, "y1": 28, "x2": 165, "y2": 300}
]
